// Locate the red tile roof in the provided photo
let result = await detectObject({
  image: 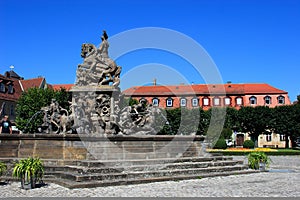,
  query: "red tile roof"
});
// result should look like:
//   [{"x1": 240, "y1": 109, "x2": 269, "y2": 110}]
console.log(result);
[
  {"x1": 123, "y1": 83, "x2": 287, "y2": 96},
  {"x1": 52, "y1": 84, "x2": 74, "y2": 91},
  {"x1": 20, "y1": 77, "x2": 45, "y2": 91}
]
